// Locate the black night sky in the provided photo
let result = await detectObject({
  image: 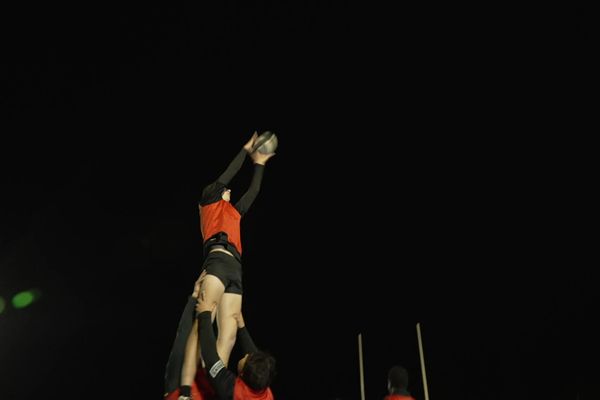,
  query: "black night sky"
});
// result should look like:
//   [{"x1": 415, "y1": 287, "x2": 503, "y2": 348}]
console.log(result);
[{"x1": 1, "y1": 4, "x2": 595, "y2": 400}]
